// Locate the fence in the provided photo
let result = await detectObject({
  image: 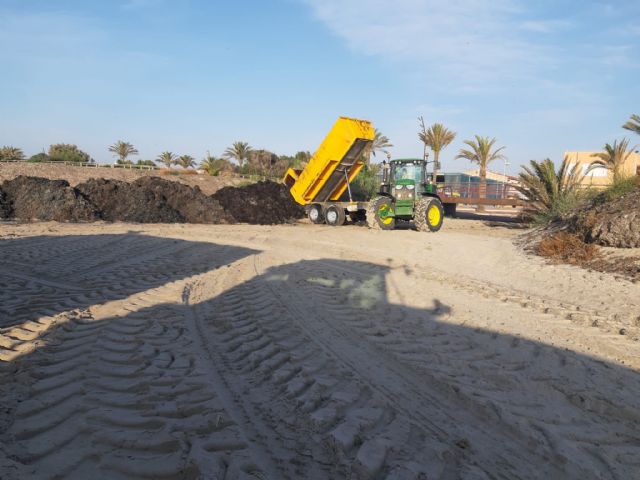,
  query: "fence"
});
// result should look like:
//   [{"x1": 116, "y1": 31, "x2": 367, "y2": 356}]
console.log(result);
[
  {"x1": 0, "y1": 159, "x2": 281, "y2": 181},
  {"x1": 439, "y1": 182, "x2": 521, "y2": 200},
  {"x1": 0, "y1": 159, "x2": 158, "y2": 170}
]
